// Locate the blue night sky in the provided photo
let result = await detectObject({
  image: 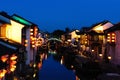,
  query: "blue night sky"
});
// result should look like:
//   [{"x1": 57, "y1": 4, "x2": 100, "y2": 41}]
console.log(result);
[{"x1": 0, "y1": 0, "x2": 120, "y2": 32}]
